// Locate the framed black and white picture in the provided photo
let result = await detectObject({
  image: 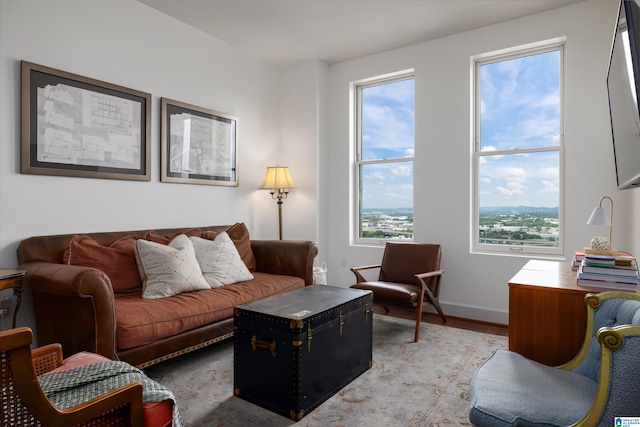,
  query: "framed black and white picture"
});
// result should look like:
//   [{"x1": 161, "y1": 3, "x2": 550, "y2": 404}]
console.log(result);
[
  {"x1": 21, "y1": 61, "x2": 151, "y2": 181},
  {"x1": 161, "y1": 98, "x2": 238, "y2": 186}
]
